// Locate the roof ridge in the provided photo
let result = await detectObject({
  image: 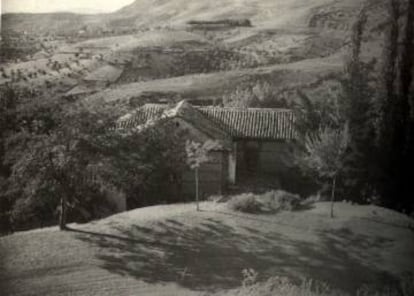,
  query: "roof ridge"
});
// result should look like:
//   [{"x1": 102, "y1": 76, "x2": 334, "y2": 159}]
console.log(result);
[
  {"x1": 139, "y1": 103, "x2": 292, "y2": 112},
  {"x1": 118, "y1": 101, "x2": 296, "y2": 140},
  {"x1": 197, "y1": 106, "x2": 293, "y2": 112}
]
